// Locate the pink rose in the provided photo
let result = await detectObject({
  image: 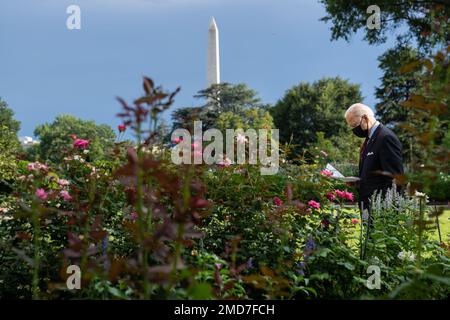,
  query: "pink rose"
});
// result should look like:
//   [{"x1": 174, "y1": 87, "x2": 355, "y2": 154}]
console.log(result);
[
  {"x1": 343, "y1": 191, "x2": 354, "y2": 201},
  {"x1": 320, "y1": 169, "x2": 332, "y2": 177},
  {"x1": 27, "y1": 162, "x2": 48, "y2": 172},
  {"x1": 57, "y1": 179, "x2": 70, "y2": 187},
  {"x1": 336, "y1": 190, "x2": 354, "y2": 201},
  {"x1": 335, "y1": 190, "x2": 345, "y2": 198},
  {"x1": 73, "y1": 139, "x2": 90, "y2": 149},
  {"x1": 273, "y1": 196, "x2": 283, "y2": 206},
  {"x1": 325, "y1": 192, "x2": 336, "y2": 201},
  {"x1": 351, "y1": 218, "x2": 359, "y2": 225},
  {"x1": 308, "y1": 200, "x2": 320, "y2": 210},
  {"x1": 35, "y1": 188, "x2": 48, "y2": 201},
  {"x1": 59, "y1": 190, "x2": 72, "y2": 202}
]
